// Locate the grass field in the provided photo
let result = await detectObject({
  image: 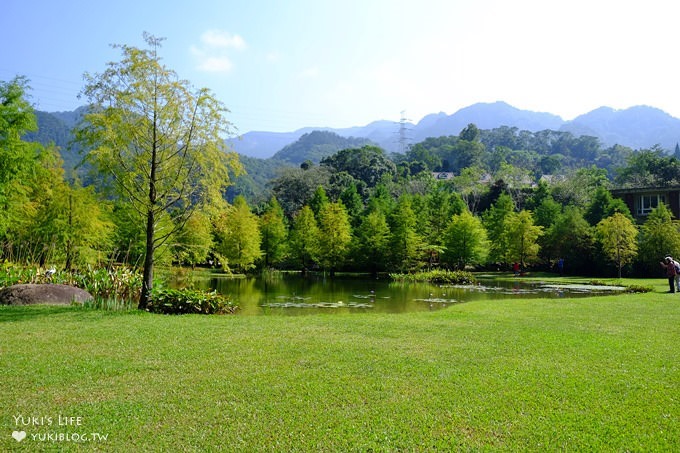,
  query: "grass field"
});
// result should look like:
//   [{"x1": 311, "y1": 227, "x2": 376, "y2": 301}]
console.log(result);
[{"x1": 2, "y1": 278, "x2": 678, "y2": 451}]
